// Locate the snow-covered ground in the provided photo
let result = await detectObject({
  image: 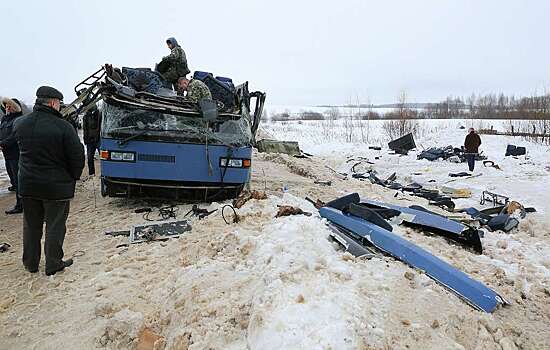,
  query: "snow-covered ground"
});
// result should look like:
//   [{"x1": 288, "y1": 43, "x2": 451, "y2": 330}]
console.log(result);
[
  {"x1": 1, "y1": 119, "x2": 549, "y2": 349},
  {"x1": 263, "y1": 118, "x2": 550, "y2": 214}
]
